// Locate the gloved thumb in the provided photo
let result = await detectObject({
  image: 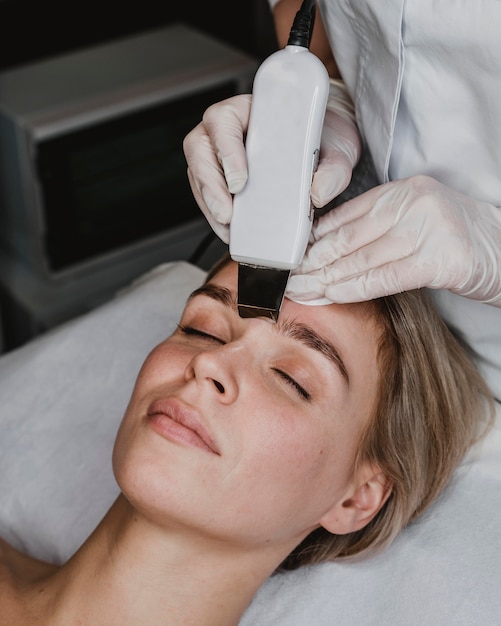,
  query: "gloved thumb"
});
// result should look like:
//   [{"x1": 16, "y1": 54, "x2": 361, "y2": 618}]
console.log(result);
[{"x1": 310, "y1": 79, "x2": 362, "y2": 208}]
